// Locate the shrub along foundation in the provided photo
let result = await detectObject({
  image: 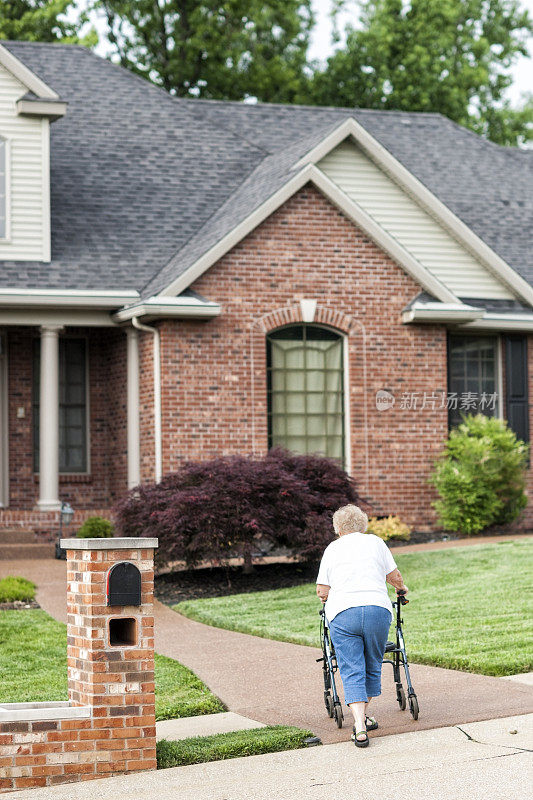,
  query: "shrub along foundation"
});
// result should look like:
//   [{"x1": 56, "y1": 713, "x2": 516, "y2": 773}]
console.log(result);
[{"x1": 0, "y1": 537, "x2": 158, "y2": 792}]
